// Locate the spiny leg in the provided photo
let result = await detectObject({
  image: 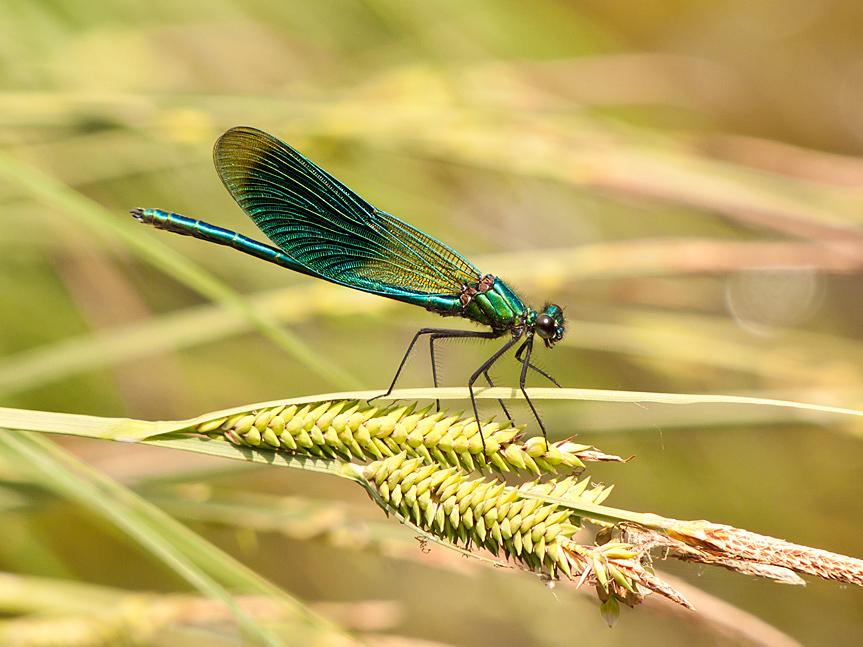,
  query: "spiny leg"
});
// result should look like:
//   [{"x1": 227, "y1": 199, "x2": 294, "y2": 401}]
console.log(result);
[
  {"x1": 427, "y1": 329, "x2": 505, "y2": 412},
  {"x1": 515, "y1": 343, "x2": 562, "y2": 387},
  {"x1": 428, "y1": 332, "x2": 513, "y2": 421},
  {"x1": 467, "y1": 335, "x2": 522, "y2": 448},
  {"x1": 373, "y1": 327, "x2": 502, "y2": 406},
  {"x1": 483, "y1": 370, "x2": 513, "y2": 423},
  {"x1": 516, "y1": 334, "x2": 551, "y2": 450}
]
